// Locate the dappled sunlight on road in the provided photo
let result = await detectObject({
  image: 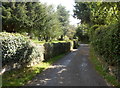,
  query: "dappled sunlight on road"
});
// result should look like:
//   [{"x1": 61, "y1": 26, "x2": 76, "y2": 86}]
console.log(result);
[
  {"x1": 26, "y1": 45, "x2": 108, "y2": 86},
  {"x1": 48, "y1": 65, "x2": 66, "y2": 69}
]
